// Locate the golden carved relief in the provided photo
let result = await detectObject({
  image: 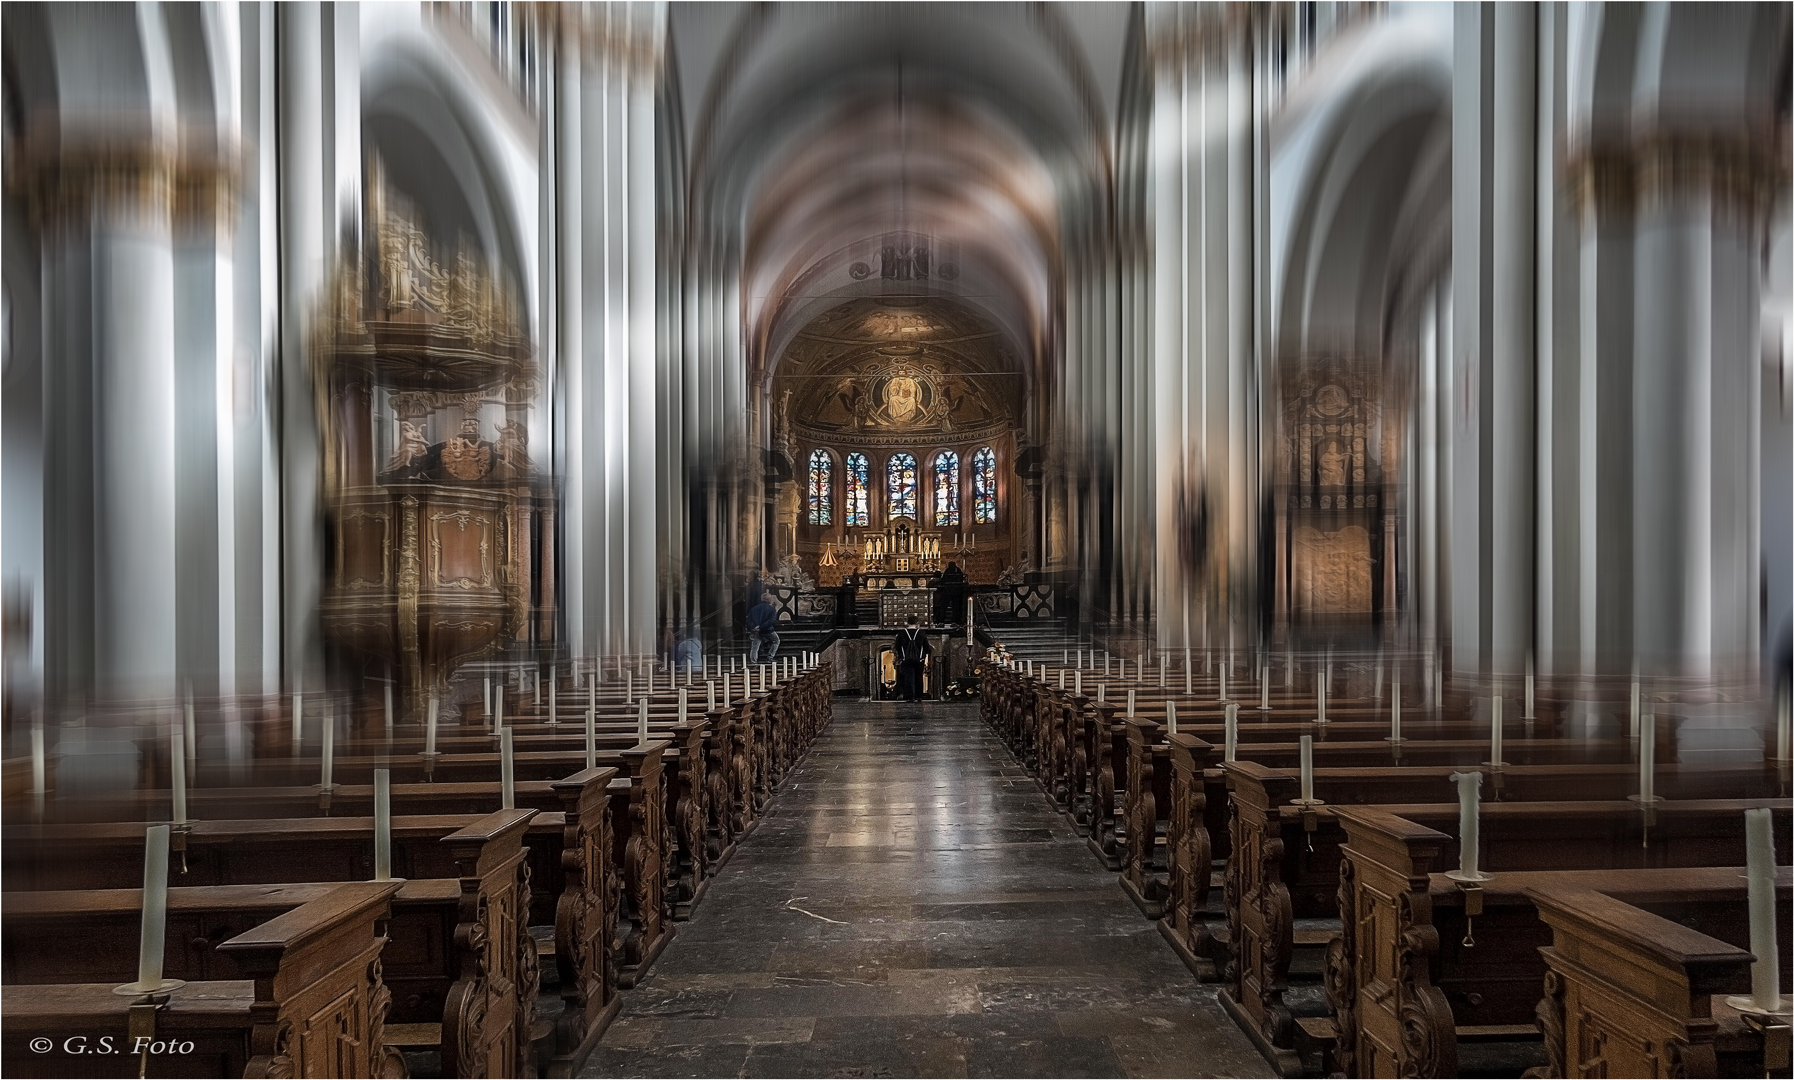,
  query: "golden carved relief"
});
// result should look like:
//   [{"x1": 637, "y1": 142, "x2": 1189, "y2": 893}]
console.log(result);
[{"x1": 1292, "y1": 525, "x2": 1372, "y2": 614}]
